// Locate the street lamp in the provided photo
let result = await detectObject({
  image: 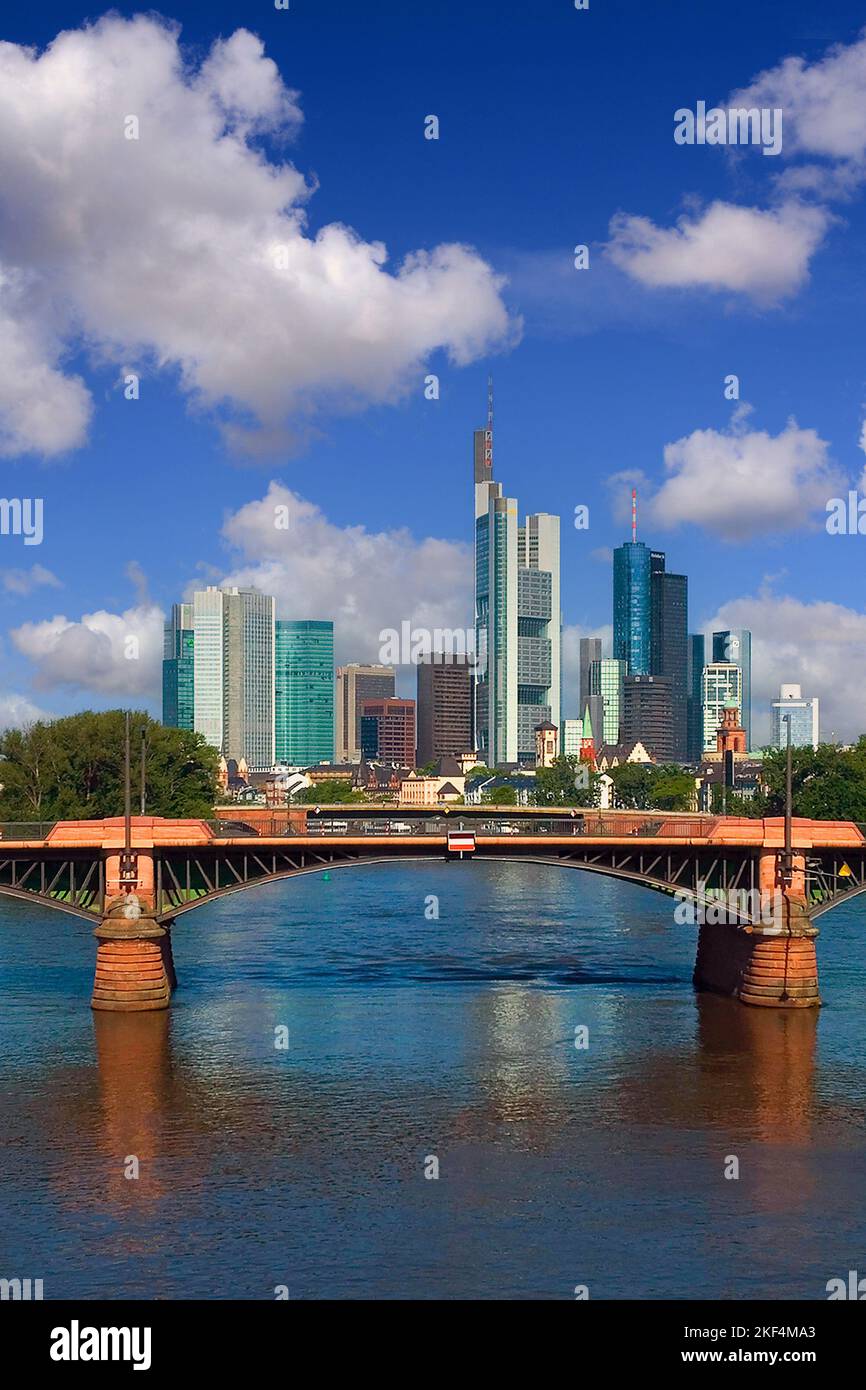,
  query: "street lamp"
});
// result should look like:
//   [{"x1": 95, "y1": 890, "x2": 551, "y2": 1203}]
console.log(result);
[{"x1": 781, "y1": 712, "x2": 793, "y2": 887}]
